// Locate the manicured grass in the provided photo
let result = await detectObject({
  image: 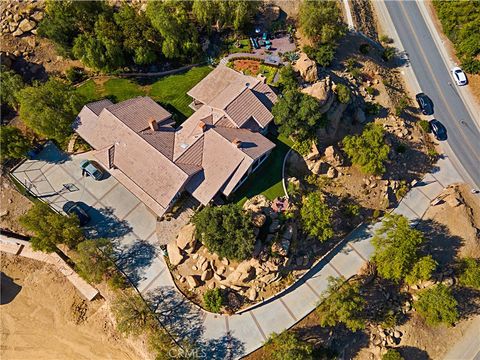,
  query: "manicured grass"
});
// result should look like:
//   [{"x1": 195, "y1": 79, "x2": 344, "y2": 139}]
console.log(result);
[
  {"x1": 231, "y1": 134, "x2": 294, "y2": 206},
  {"x1": 75, "y1": 66, "x2": 212, "y2": 123},
  {"x1": 149, "y1": 66, "x2": 213, "y2": 120},
  {"x1": 227, "y1": 38, "x2": 252, "y2": 54}
]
